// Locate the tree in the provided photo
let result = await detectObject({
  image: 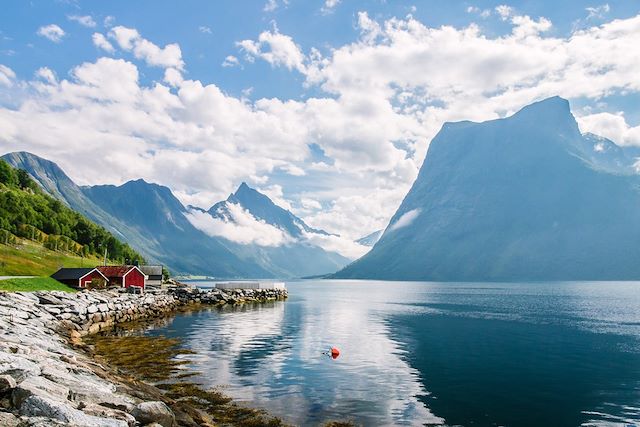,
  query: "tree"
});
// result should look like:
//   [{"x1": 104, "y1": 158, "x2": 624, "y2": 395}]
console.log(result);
[
  {"x1": 0, "y1": 160, "x2": 17, "y2": 186},
  {"x1": 16, "y1": 169, "x2": 36, "y2": 190}
]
